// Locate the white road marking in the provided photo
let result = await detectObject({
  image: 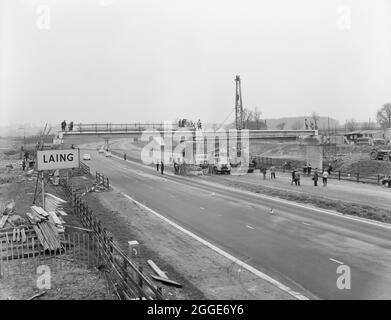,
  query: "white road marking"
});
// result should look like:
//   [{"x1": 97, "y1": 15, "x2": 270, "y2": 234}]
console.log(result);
[
  {"x1": 246, "y1": 225, "x2": 255, "y2": 230},
  {"x1": 329, "y1": 258, "x2": 344, "y2": 265},
  {"x1": 200, "y1": 207, "x2": 205, "y2": 210},
  {"x1": 301, "y1": 222, "x2": 312, "y2": 226},
  {"x1": 120, "y1": 191, "x2": 309, "y2": 300}
]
